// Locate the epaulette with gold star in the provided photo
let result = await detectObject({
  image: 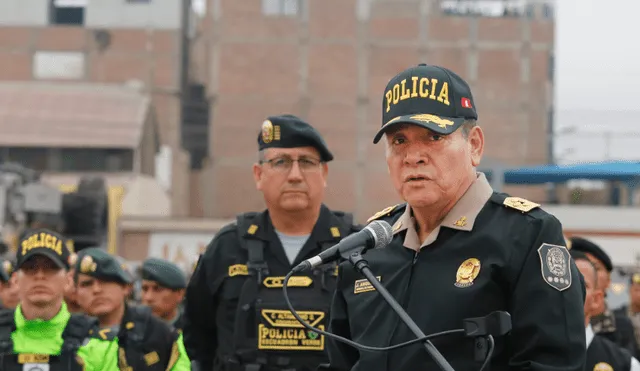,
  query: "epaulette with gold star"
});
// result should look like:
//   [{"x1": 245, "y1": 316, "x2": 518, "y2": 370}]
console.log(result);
[
  {"x1": 366, "y1": 203, "x2": 405, "y2": 223},
  {"x1": 502, "y1": 196, "x2": 540, "y2": 213}
]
